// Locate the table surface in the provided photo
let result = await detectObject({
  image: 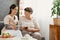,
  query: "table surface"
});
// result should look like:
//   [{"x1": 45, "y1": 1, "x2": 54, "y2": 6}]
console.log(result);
[
  {"x1": 0, "y1": 36, "x2": 37, "y2": 40},
  {"x1": 1, "y1": 28, "x2": 37, "y2": 40}
]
